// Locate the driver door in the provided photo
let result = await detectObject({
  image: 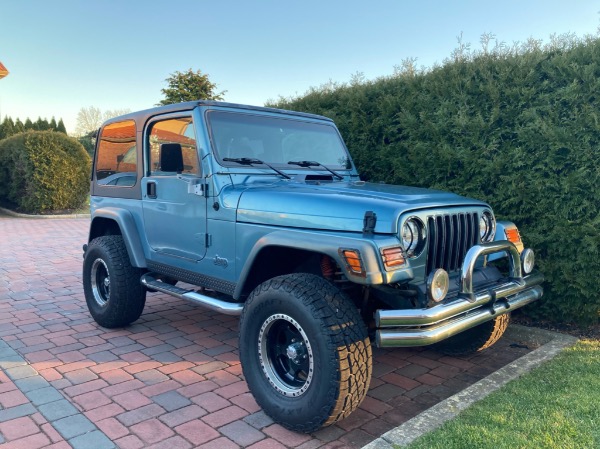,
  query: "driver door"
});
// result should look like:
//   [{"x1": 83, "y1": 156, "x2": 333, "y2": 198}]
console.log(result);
[{"x1": 141, "y1": 114, "x2": 207, "y2": 262}]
